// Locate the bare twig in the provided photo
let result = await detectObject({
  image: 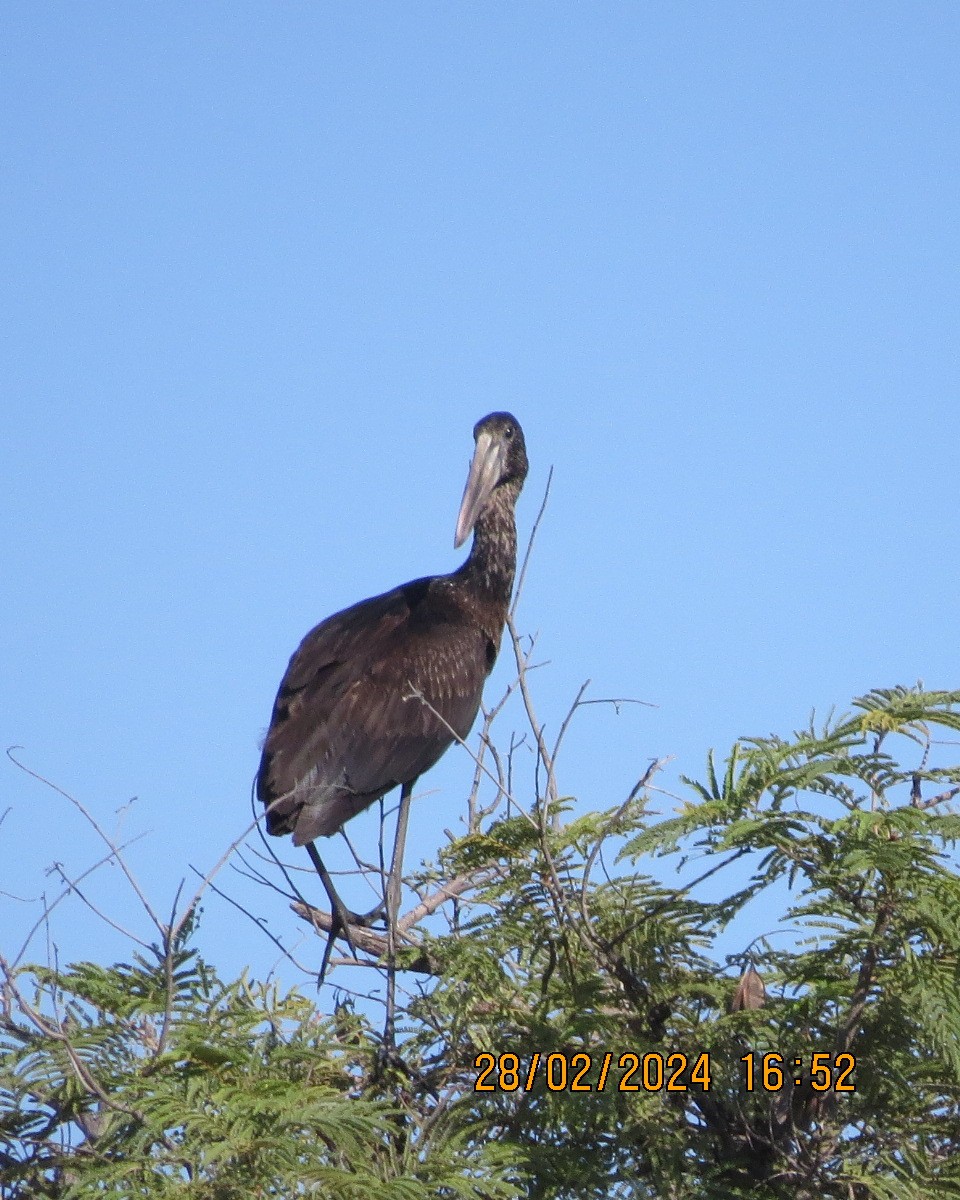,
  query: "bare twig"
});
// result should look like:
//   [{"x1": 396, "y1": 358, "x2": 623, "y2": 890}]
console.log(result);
[
  {"x1": 506, "y1": 621, "x2": 557, "y2": 810},
  {"x1": 398, "y1": 869, "x2": 496, "y2": 931},
  {"x1": 46, "y1": 859, "x2": 152, "y2": 952},
  {"x1": 189, "y1": 865, "x2": 315, "y2": 974},
  {"x1": 550, "y1": 680, "x2": 592, "y2": 784},
  {"x1": 290, "y1": 903, "x2": 397, "y2": 964},
  {"x1": 13, "y1": 840, "x2": 151, "y2": 968},
  {"x1": 404, "y1": 684, "x2": 534, "y2": 828},
  {"x1": 580, "y1": 758, "x2": 666, "y2": 928},
  {"x1": 912, "y1": 784, "x2": 960, "y2": 810},
  {"x1": 7, "y1": 748, "x2": 164, "y2": 935},
  {"x1": 836, "y1": 904, "x2": 892, "y2": 1055},
  {"x1": 151, "y1": 883, "x2": 186, "y2": 1063},
  {"x1": 166, "y1": 814, "x2": 263, "y2": 946},
  {"x1": 511, "y1": 465, "x2": 553, "y2": 619},
  {"x1": 468, "y1": 677, "x2": 522, "y2": 830}
]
